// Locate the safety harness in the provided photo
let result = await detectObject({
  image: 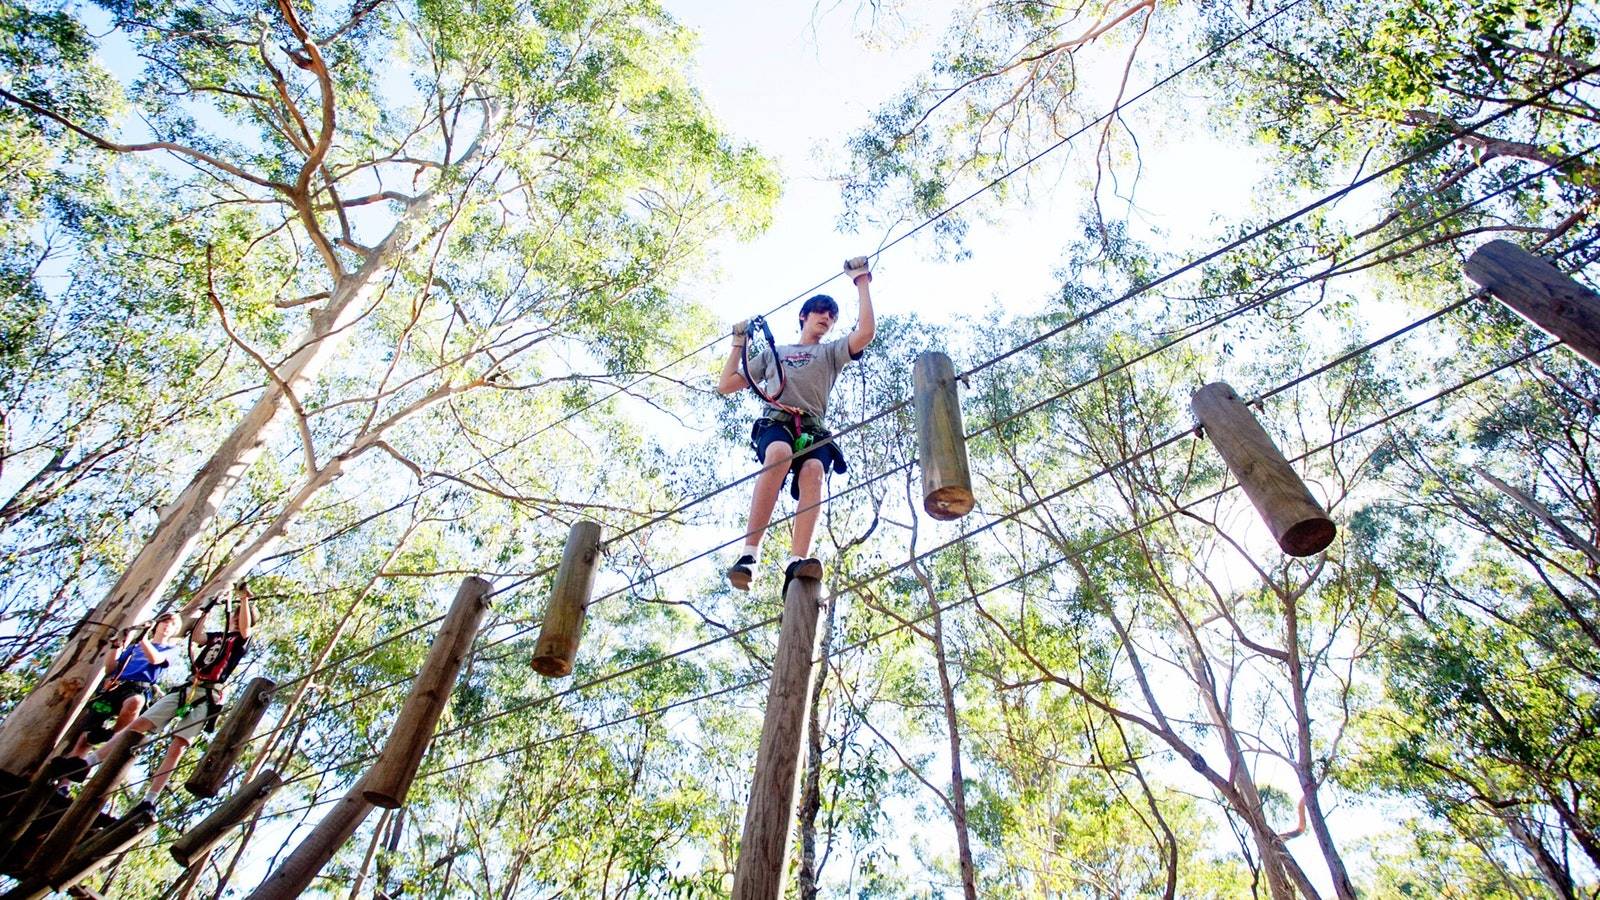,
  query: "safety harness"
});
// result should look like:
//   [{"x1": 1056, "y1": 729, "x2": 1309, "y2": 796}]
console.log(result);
[{"x1": 740, "y1": 315, "x2": 825, "y2": 451}]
